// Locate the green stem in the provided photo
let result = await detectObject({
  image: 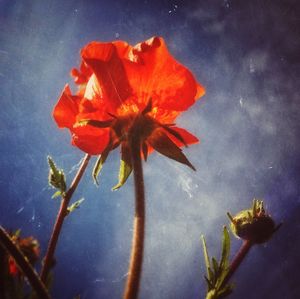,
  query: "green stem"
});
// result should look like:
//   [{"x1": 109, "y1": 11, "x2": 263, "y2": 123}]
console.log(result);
[
  {"x1": 222, "y1": 240, "x2": 253, "y2": 287},
  {"x1": 40, "y1": 154, "x2": 91, "y2": 283},
  {"x1": 0, "y1": 226, "x2": 51, "y2": 299},
  {"x1": 123, "y1": 136, "x2": 145, "y2": 299}
]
